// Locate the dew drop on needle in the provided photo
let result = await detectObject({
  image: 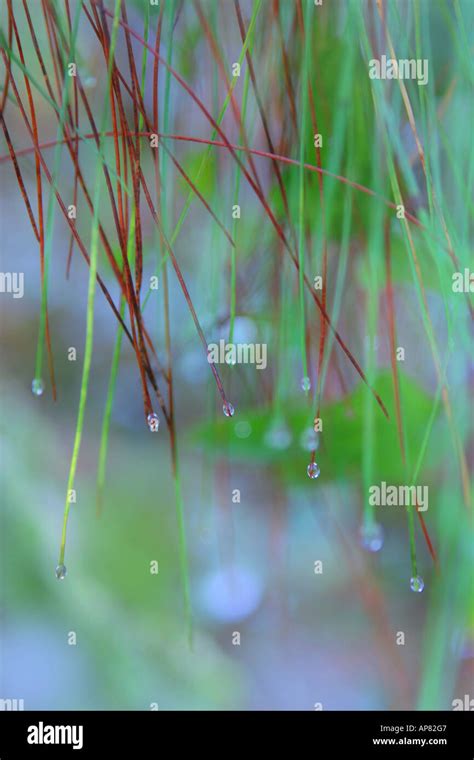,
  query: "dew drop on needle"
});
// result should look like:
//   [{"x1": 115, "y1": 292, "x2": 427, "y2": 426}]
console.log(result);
[
  {"x1": 307, "y1": 462, "x2": 320, "y2": 479},
  {"x1": 410, "y1": 575, "x2": 425, "y2": 593},
  {"x1": 32, "y1": 378, "x2": 44, "y2": 397},
  {"x1": 147, "y1": 412, "x2": 160, "y2": 432},
  {"x1": 223, "y1": 402, "x2": 235, "y2": 418},
  {"x1": 55, "y1": 564, "x2": 67, "y2": 580},
  {"x1": 301, "y1": 376, "x2": 311, "y2": 393}
]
